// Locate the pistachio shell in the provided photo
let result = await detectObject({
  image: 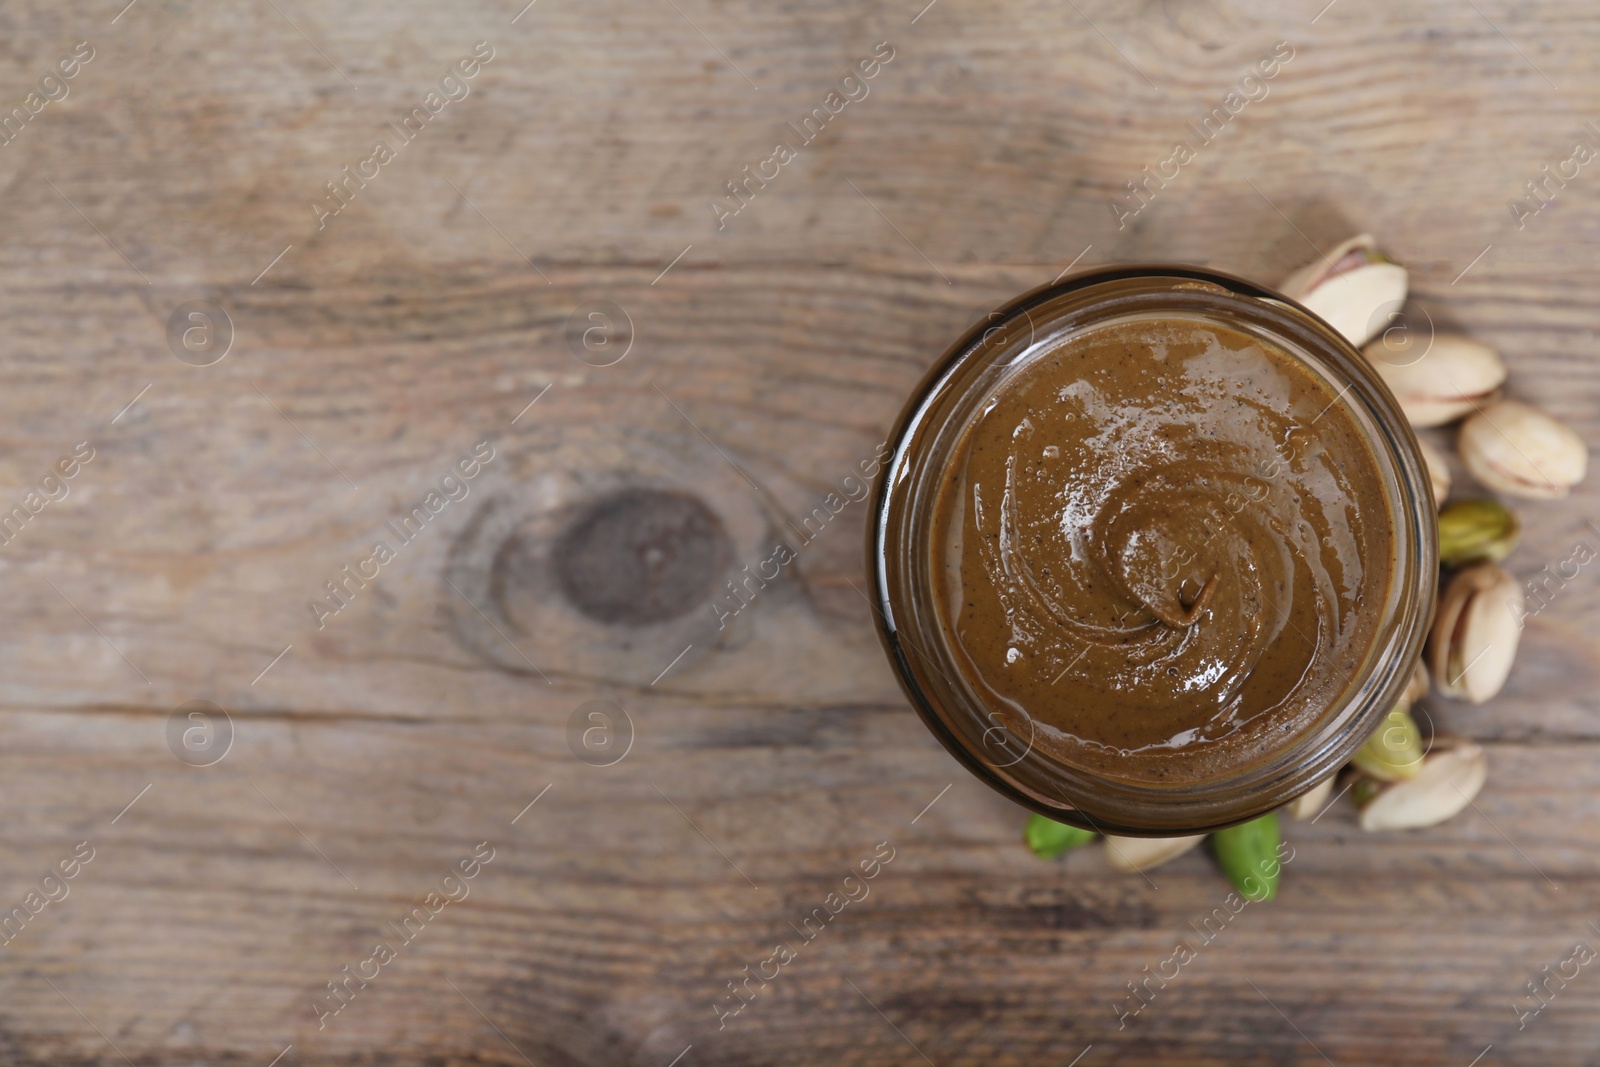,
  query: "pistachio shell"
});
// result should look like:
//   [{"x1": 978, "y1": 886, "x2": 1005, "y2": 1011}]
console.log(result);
[
  {"x1": 1357, "y1": 740, "x2": 1487, "y2": 831},
  {"x1": 1459, "y1": 399, "x2": 1588, "y2": 499},
  {"x1": 1103, "y1": 834, "x2": 1204, "y2": 873},
  {"x1": 1280, "y1": 234, "x2": 1408, "y2": 348},
  {"x1": 1429, "y1": 562, "x2": 1525, "y2": 703},
  {"x1": 1285, "y1": 776, "x2": 1336, "y2": 821},
  {"x1": 1417, "y1": 437, "x2": 1452, "y2": 506},
  {"x1": 1363, "y1": 334, "x2": 1507, "y2": 428},
  {"x1": 1278, "y1": 234, "x2": 1380, "y2": 297},
  {"x1": 1438, "y1": 498, "x2": 1520, "y2": 566},
  {"x1": 1350, "y1": 706, "x2": 1425, "y2": 782},
  {"x1": 1404, "y1": 660, "x2": 1430, "y2": 706}
]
